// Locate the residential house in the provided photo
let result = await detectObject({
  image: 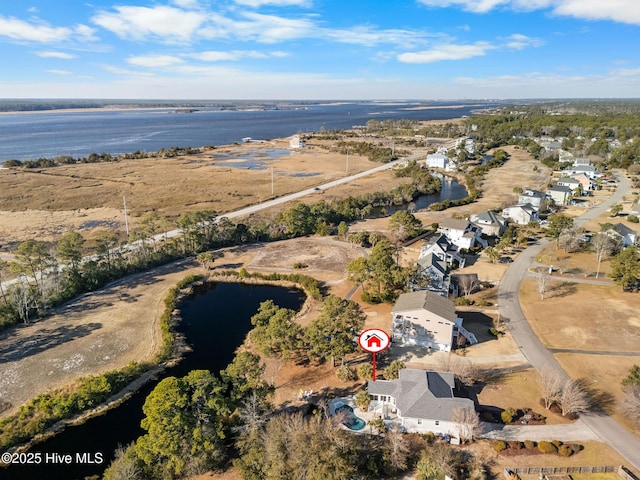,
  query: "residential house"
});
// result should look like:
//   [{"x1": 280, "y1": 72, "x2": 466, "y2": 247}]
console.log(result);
[
  {"x1": 558, "y1": 150, "x2": 575, "y2": 163},
  {"x1": 419, "y1": 234, "x2": 466, "y2": 268},
  {"x1": 416, "y1": 252, "x2": 450, "y2": 294},
  {"x1": 437, "y1": 218, "x2": 487, "y2": 250},
  {"x1": 607, "y1": 223, "x2": 638, "y2": 247},
  {"x1": 391, "y1": 290, "x2": 474, "y2": 351},
  {"x1": 556, "y1": 177, "x2": 581, "y2": 194},
  {"x1": 367, "y1": 368, "x2": 476, "y2": 437},
  {"x1": 566, "y1": 164, "x2": 597, "y2": 179},
  {"x1": 502, "y1": 204, "x2": 539, "y2": 225},
  {"x1": 426, "y1": 153, "x2": 449, "y2": 169},
  {"x1": 469, "y1": 210, "x2": 506, "y2": 237},
  {"x1": 289, "y1": 135, "x2": 305, "y2": 149},
  {"x1": 573, "y1": 157, "x2": 591, "y2": 166},
  {"x1": 518, "y1": 189, "x2": 547, "y2": 210},
  {"x1": 570, "y1": 173, "x2": 595, "y2": 191},
  {"x1": 547, "y1": 184, "x2": 573, "y2": 205}
]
